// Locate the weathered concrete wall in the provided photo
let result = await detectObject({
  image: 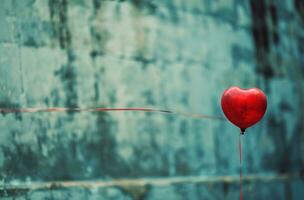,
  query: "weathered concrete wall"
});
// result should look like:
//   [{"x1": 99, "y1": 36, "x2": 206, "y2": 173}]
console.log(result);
[{"x1": 0, "y1": 0, "x2": 303, "y2": 199}]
